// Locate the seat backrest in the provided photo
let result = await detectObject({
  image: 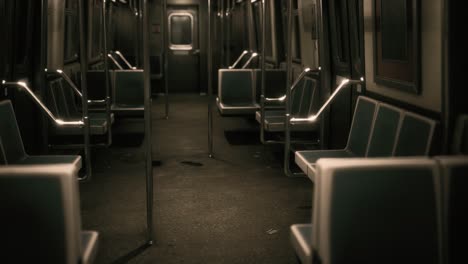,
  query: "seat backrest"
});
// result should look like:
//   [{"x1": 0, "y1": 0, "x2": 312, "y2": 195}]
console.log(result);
[
  {"x1": 253, "y1": 69, "x2": 287, "y2": 100},
  {"x1": 87, "y1": 70, "x2": 107, "y2": 100},
  {"x1": 313, "y1": 158, "x2": 441, "y2": 264},
  {"x1": 218, "y1": 69, "x2": 255, "y2": 105},
  {"x1": 48, "y1": 78, "x2": 71, "y2": 120},
  {"x1": 150, "y1": 55, "x2": 162, "y2": 76},
  {"x1": 90, "y1": 61, "x2": 105, "y2": 71},
  {"x1": 0, "y1": 137, "x2": 6, "y2": 164},
  {"x1": 346, "y1": 96, "x2": 378, "y2": 156},
  {"x1": 435, "y1": 156, "x2": 468, "y2": 264},
  {"x1": 394, "y1": 112, "x2": 436, "y2": 156},
  {"x1": 0, "y1": 100, "x2": 27, "y2": 163},
  {"x1": 291, "y1": 77, "x2": 319, "y2": 118},
  {"x1": 0, "y1": 164, "x2": 82, "y2": 264},
  {"x1": 366, "y1": 103, "x2": 403, "y2": 157},
  {"x1": 451, "y1": 115, "x2": 468, "y2": 155},
  {"x1": 112, "y1": 70, "x2": 144, "y2": 107}
]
